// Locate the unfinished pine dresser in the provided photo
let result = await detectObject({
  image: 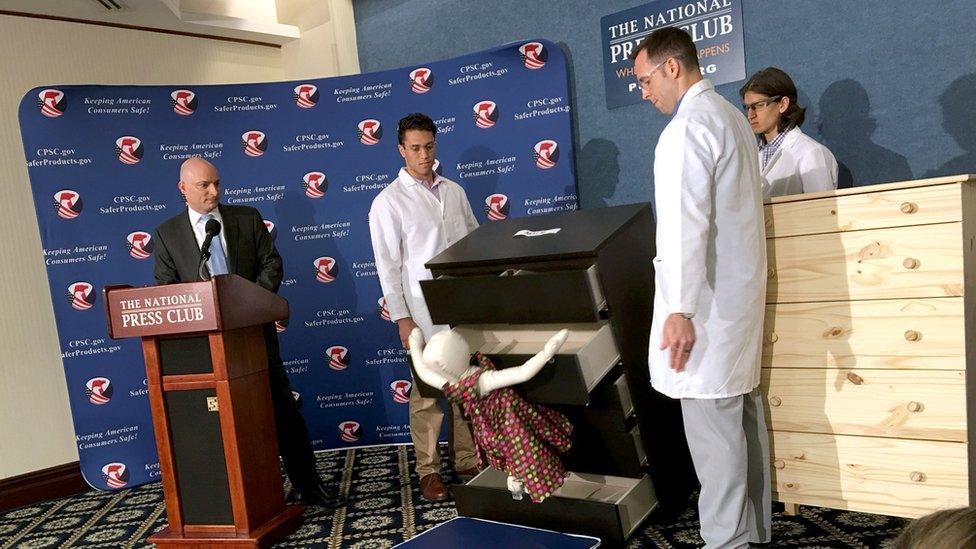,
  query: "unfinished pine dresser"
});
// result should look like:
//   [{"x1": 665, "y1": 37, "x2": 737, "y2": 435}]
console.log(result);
[{"x1": 762, "y1": 174, "x2": 975, "y2": 518}]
